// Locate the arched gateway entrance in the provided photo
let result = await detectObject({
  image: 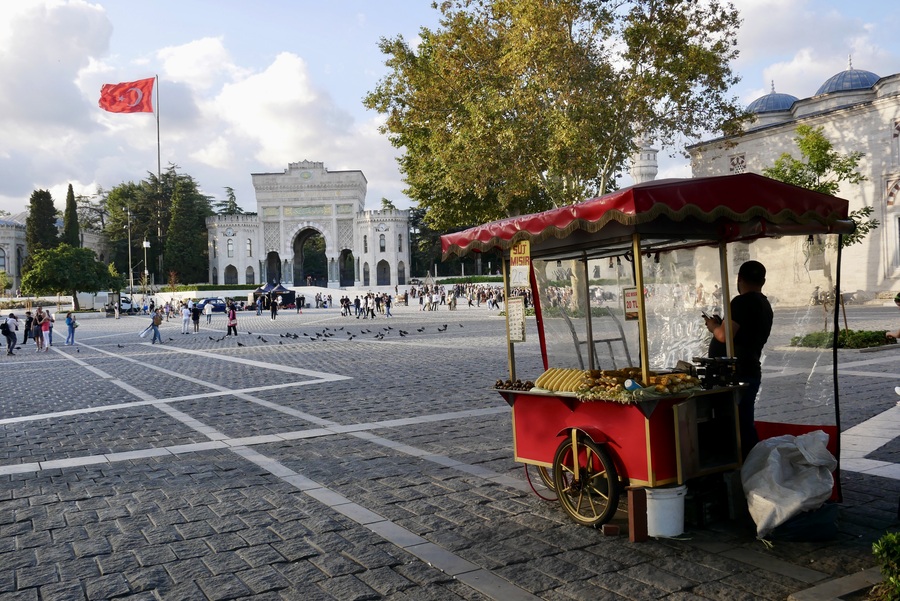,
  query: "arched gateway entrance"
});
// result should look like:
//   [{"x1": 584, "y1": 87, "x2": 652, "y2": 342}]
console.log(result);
[{"x1": 292, "y1": 228, "x2": 327, "y2": 287}]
